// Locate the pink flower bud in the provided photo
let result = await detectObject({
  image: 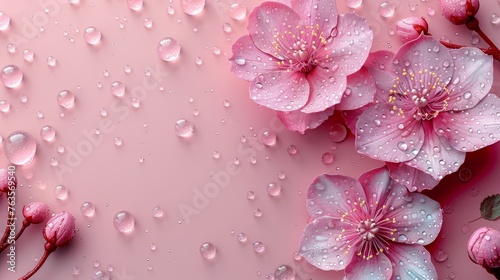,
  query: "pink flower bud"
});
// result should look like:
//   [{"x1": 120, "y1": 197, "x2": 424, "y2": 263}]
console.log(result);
[
  {"x1": 43, "y1": 212, "x2": 76, "y2": 247},
  {"x1": 440, "y1": 0, "x2": 479, "y2": 25},
  {"x1": 396, "y1": 17, "x2": 429, "y2": 43},
  {"x1": 0, "y1": 168, "x2": 16, "y2": 193},
  {"x1": 468, "y1": 227, "x2": 500, "y2": 271},
  {"x1": 23, "y1": 202, "x2": 50, "y2": 224}
]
